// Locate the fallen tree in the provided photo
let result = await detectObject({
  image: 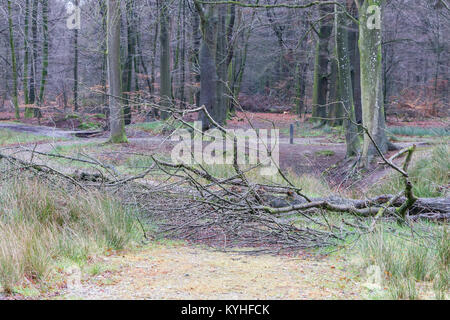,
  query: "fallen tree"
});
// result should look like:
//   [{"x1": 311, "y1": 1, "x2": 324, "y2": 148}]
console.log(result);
[
  {"x1": 264, "y1": 194, "x2": 450, "y2": 216},
  {"x1": 0, "y1": 106, "x2": 448, "y2": 252}
]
